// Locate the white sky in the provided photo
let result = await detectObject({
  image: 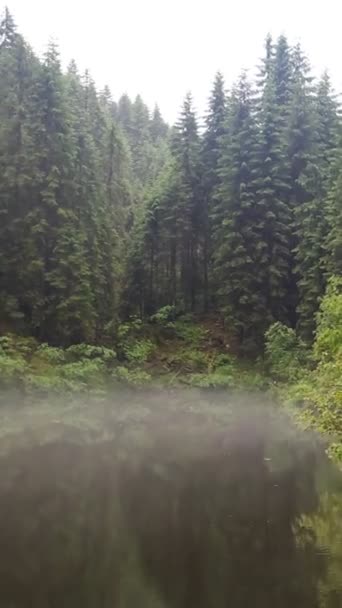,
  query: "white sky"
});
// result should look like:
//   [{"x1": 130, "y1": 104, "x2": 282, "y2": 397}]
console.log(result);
[{"x1": 4, "y1": 0, "x2": 342, "y2": 123}]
